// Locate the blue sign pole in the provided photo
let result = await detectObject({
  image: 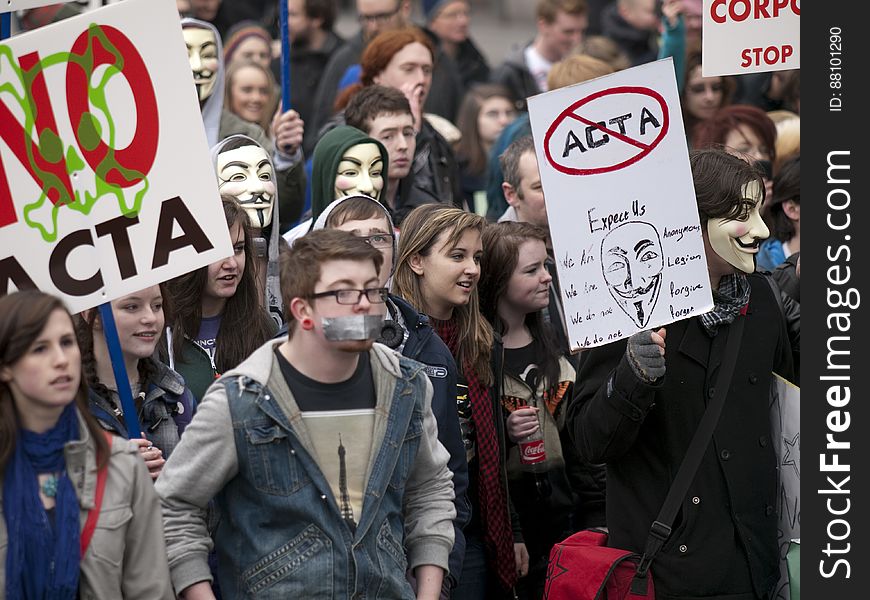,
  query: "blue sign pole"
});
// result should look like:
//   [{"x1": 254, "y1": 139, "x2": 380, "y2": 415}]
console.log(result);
[
  {"x1": 1, "y1": 13, "x2": 11, "y2": 40},
  {"x1": 97, "y1": 302, "x2": 142, "y2": 437},
  {"x1": 279, "y1": 0, "x2": 291, "y2": 110}
]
